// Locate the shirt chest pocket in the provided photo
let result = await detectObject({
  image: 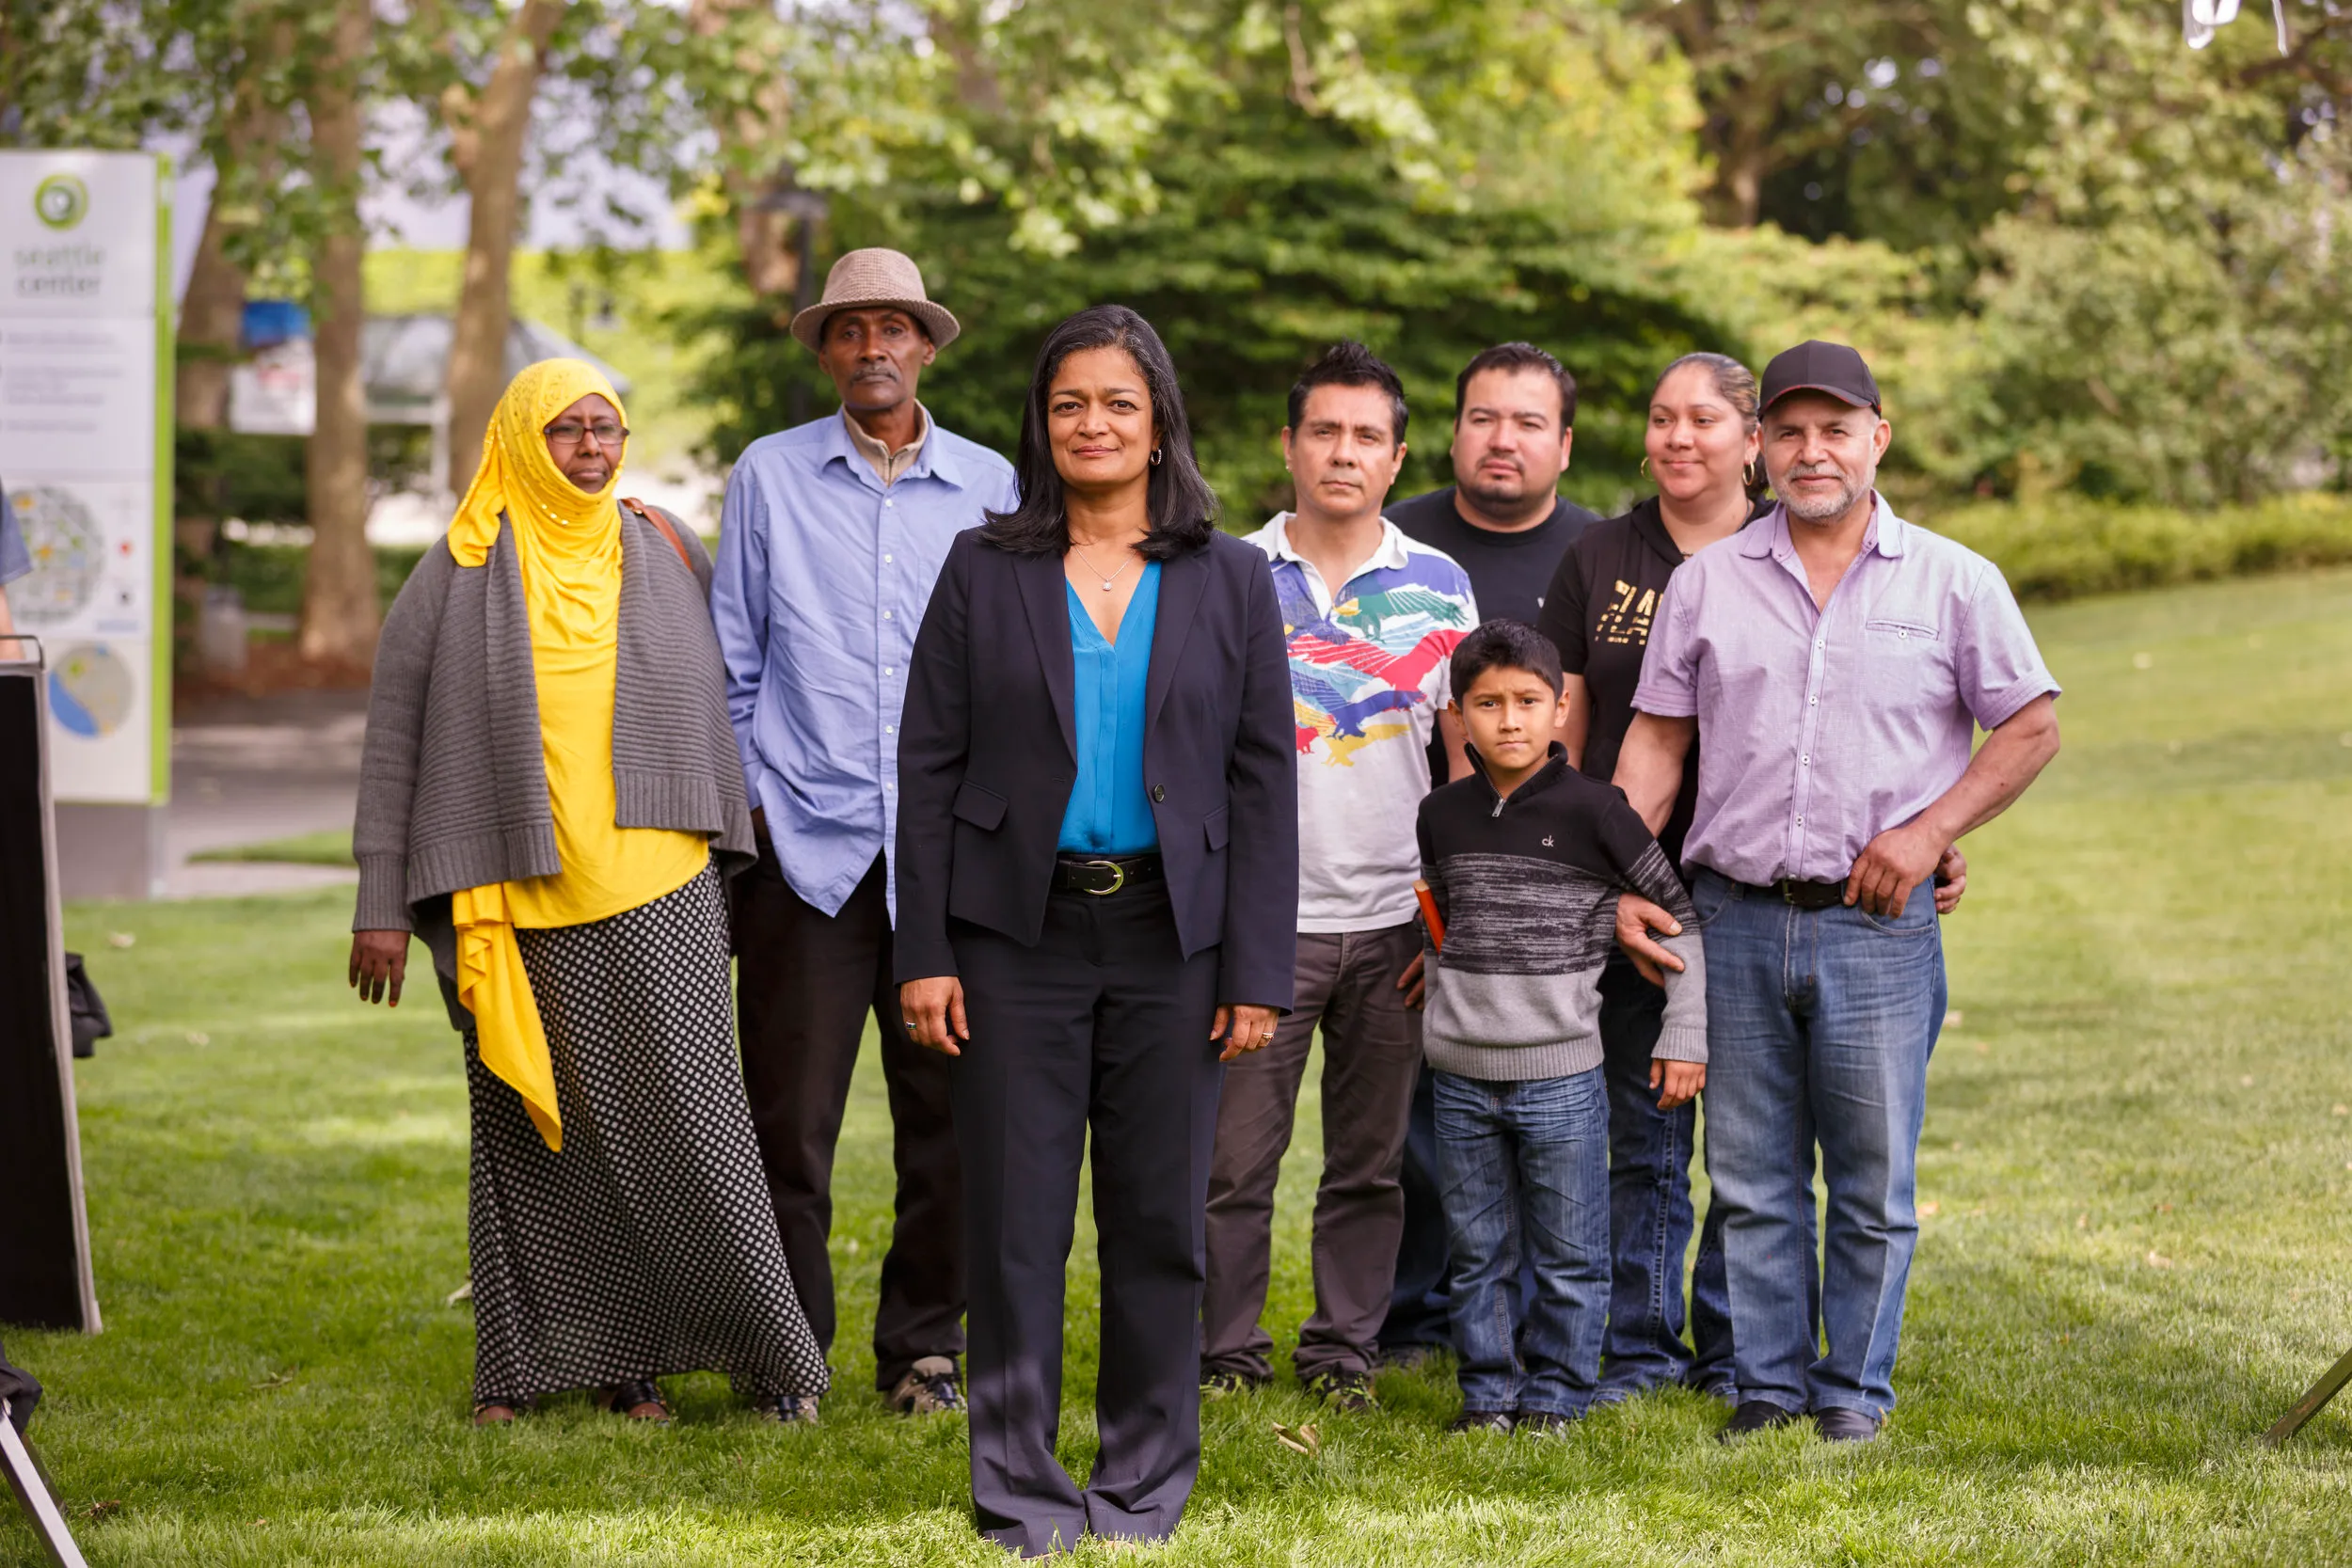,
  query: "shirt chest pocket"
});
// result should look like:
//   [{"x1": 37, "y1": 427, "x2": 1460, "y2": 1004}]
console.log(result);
[{"x1": 1855, "y1": 617, "x2": 1954, "y2": 713}]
